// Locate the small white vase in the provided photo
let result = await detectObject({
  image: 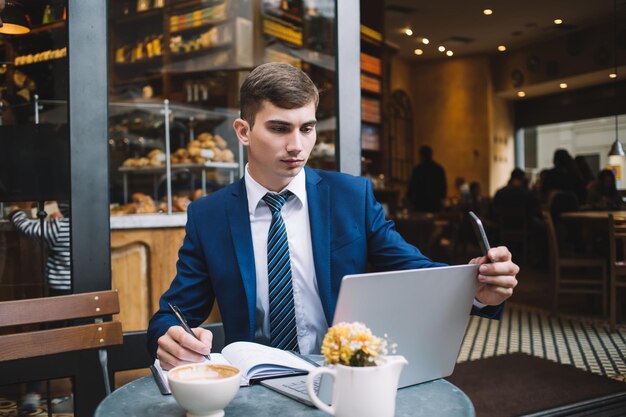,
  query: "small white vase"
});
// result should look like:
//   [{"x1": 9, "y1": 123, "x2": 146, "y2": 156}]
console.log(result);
[{"x1": 306, "y1": 355, "x2": 408, "y2": 417}]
